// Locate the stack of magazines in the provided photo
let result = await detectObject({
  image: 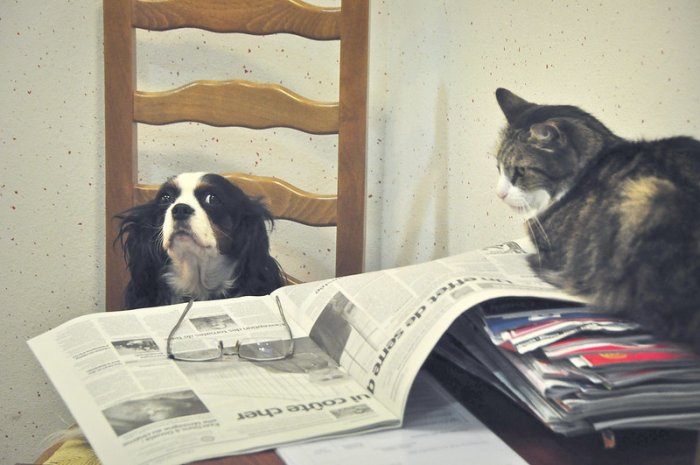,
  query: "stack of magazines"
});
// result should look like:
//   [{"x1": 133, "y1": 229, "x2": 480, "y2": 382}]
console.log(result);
[{"x1": 434, "y1": 298, "x2": 700, "y2": 436}]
